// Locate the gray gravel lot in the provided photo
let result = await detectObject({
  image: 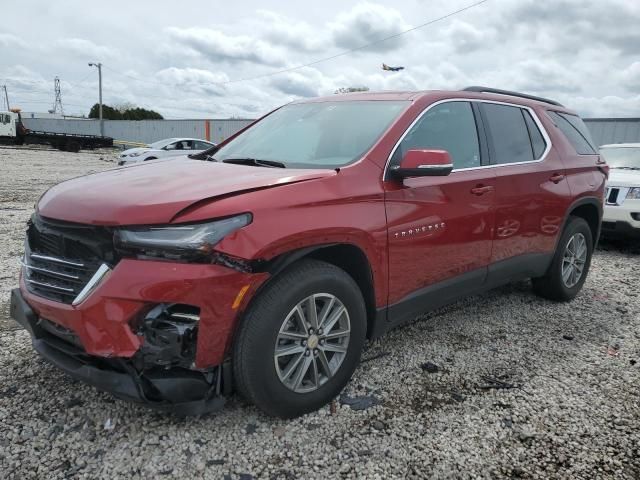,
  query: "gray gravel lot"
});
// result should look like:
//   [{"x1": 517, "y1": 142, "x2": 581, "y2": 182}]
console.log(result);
[{"x1": 0, "y1": 146, "x2": 639, "y2": 479}]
